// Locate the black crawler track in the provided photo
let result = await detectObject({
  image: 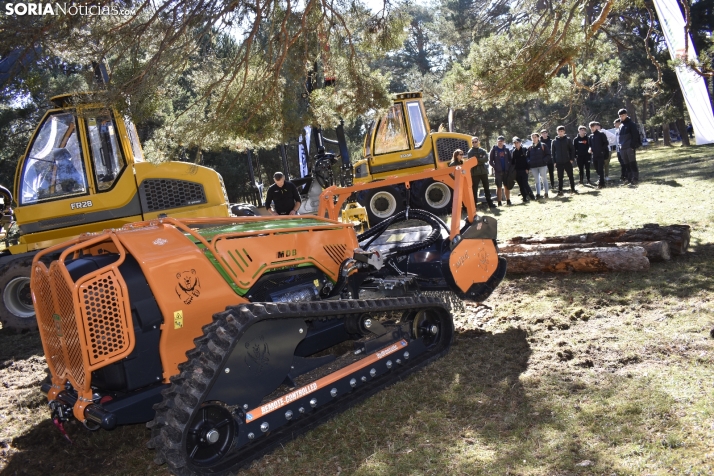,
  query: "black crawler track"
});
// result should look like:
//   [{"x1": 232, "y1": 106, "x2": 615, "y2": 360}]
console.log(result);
[{"x1": 147, "y1": 296, "x2": 454, "y2": 476}]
